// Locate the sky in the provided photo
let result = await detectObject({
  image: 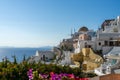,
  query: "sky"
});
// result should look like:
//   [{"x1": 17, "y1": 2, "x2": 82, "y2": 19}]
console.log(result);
[{"x1": 0, "y1": 0, "x2": 120, "y2": 47}]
